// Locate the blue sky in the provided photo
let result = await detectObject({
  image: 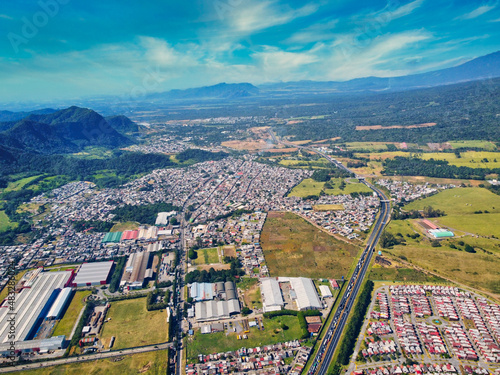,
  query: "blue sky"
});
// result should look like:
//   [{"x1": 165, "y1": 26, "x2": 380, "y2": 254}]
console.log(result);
[{"x1": 0, "y1": 0, "x2": 499, "y2": 103}]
